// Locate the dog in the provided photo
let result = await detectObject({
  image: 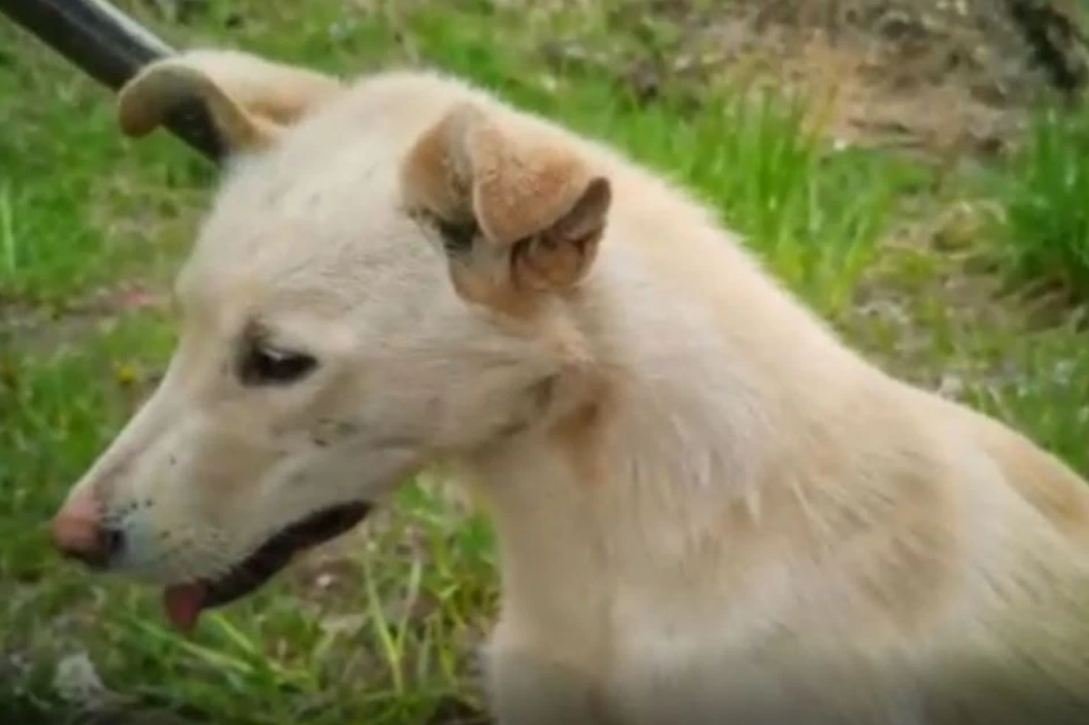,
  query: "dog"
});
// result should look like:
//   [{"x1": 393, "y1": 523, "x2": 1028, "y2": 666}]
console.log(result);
[{"x1": 50, "y1": 48, "x2": 1089, "y2": 723}]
